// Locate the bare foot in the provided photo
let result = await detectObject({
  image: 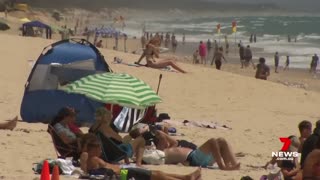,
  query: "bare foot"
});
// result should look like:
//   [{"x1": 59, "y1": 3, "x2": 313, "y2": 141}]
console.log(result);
[
  {"x1": 225, "y1": 163, "x2": 241, "y2": 170},
  {"x1": 7, "y1": 116, "x2": 18, "y2": 130},
  {"x1": 188, "y1": 167, "x2": 201, "y2": 180}
]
